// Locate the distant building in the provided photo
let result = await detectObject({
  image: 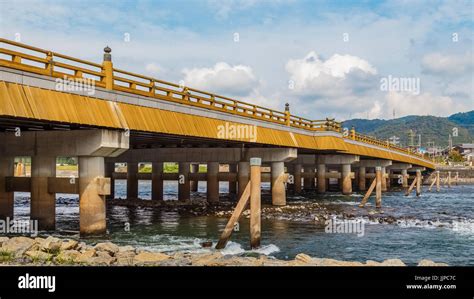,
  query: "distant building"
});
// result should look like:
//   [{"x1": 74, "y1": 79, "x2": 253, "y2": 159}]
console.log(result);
[{"x1": 452, "y1": 143, "x2": 474, "y2": 162}]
